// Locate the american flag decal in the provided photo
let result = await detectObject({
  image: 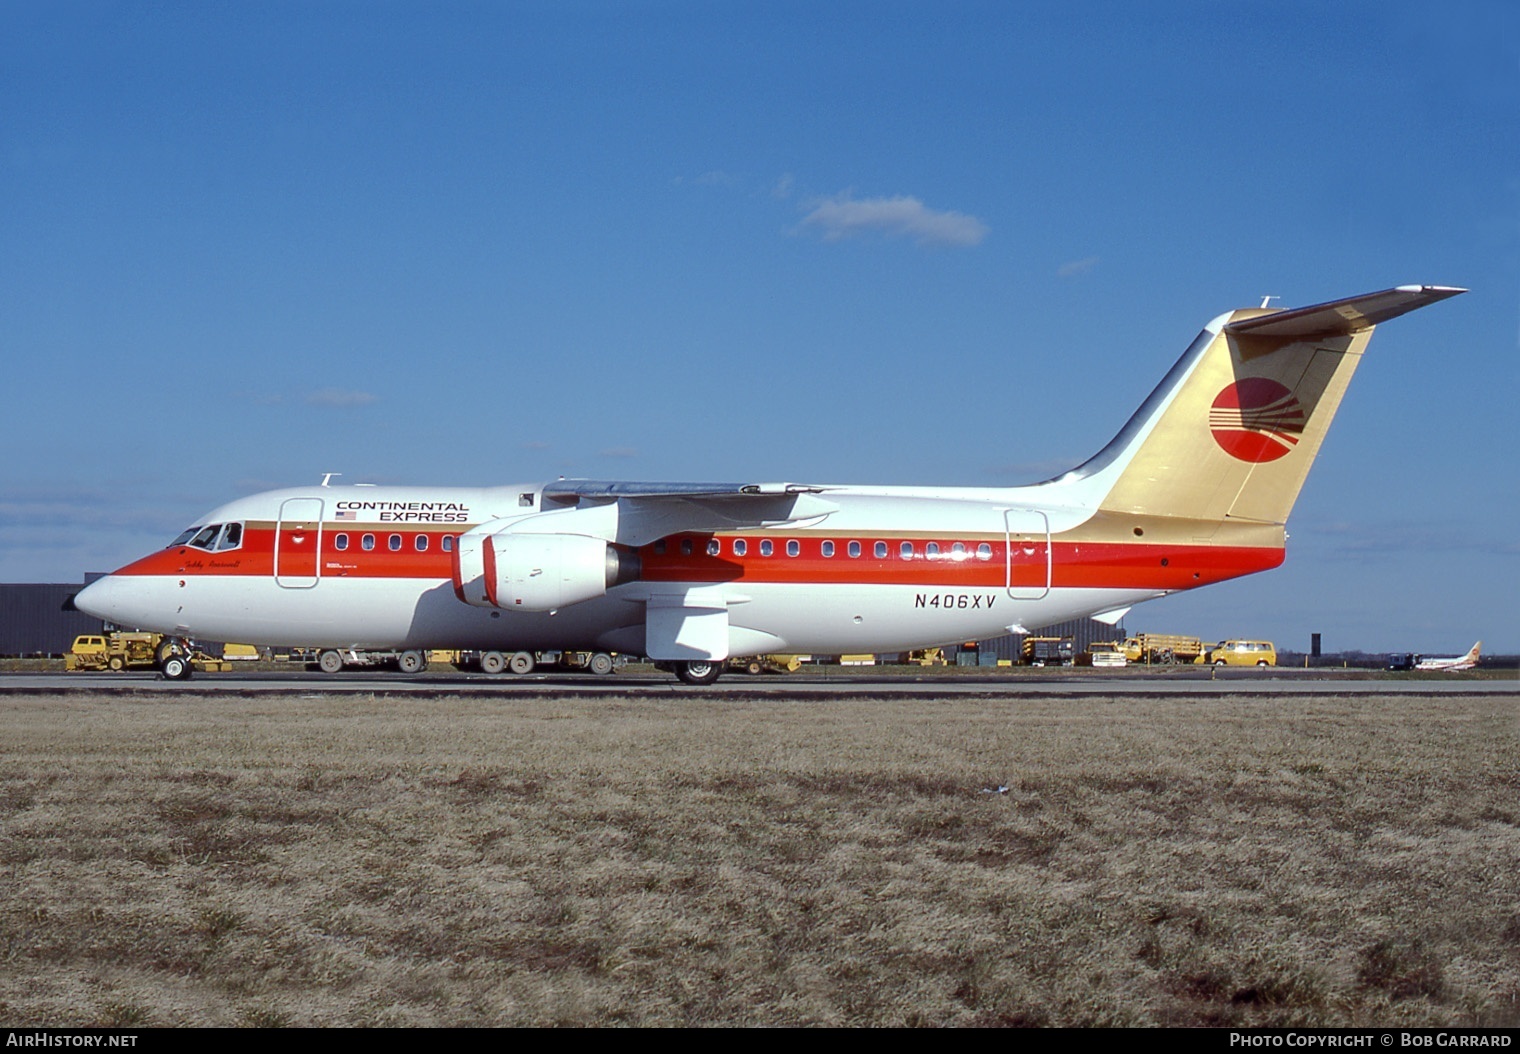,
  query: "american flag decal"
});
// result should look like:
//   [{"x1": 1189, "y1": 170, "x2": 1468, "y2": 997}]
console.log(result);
[
  {"x1": 336, "y1": 510, "x2": 356, "y2": 520},
  {"x1": 1210, "y1": 379, "x2": 1306, "y2": 463}
]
